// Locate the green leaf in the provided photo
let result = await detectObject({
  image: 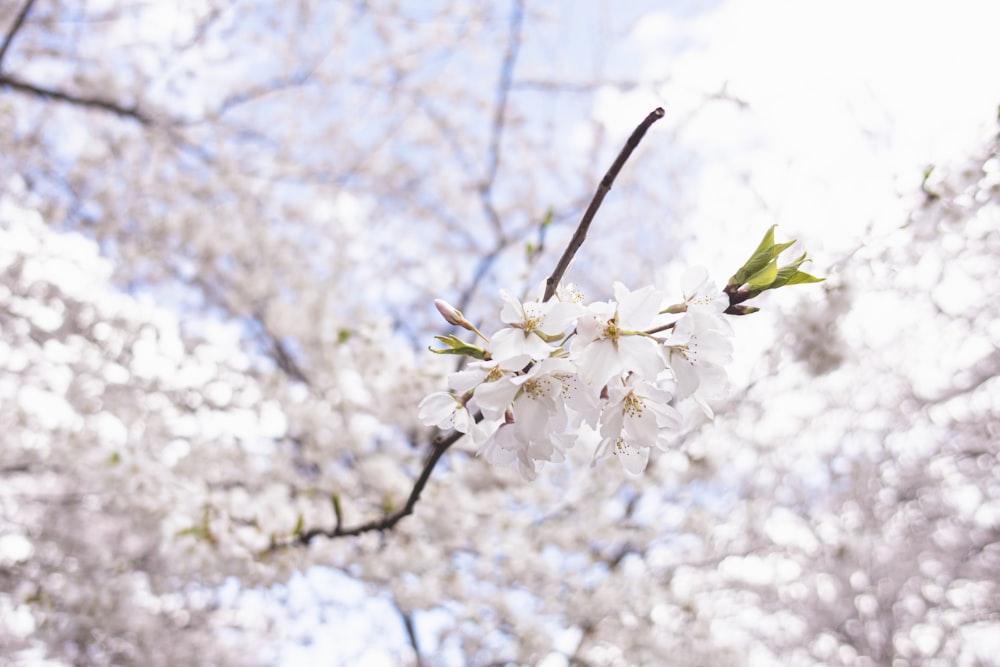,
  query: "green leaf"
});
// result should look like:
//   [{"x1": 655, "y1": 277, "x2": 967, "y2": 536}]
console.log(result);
[
  {"x1": 728, "y1": 227, "x2": 825, "y2": 304},
  {"x1": 540, "y1": 207, "x2": 554, "y2": 228},
  {"x1": 778, "y1": 270, "x2": 824, "y2": 287},
  {"x1": 729, "y1": 226, "x2": 796, "y2": 287},
  {"x1": 429, "y1": 335, "x2": 489, "y2": 360},
  {"x1": 769, "y1": 253, "x2": 809, "y2": 288},
  {"x1": 293, "y1": 513, "x2": 304, "y2": 535},
  {"x1": 745, "y1": 259, "x2": 779, "y2": 290},
  {"x1": 766, "y1": 253, "x2": 826, "y2": 290},
  {"x1": 750, "y1": 224, "x2": 777, "y2": 257}
]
